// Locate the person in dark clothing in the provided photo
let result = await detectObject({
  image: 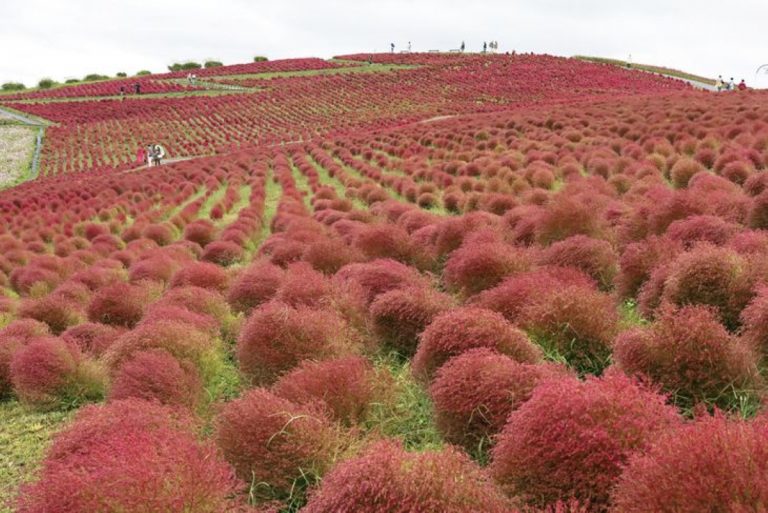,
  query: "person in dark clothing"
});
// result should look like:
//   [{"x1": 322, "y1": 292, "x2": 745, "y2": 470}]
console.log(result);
[
  {"x1": 390, "y1": 42, "x2": 395, "y2": 53},
  {"x1": 738, "y1": 79, "x2": 748, "y2": 91},
  {"x1": 460, "y1": 41, "x2": 465, "y2": 52},
  {"x1": 119, "y1": 85, "x2": 125, "y2": 99},
  {"x1": 483, "y1": 41, "x2": 487, "y2": 53},
  {"x1": 134, "y1": 82, "x2": 141, "y2": 94}
]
